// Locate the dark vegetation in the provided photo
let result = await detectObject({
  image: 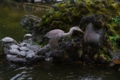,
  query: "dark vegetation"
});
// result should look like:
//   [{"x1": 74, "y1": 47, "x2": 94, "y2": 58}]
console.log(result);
[
  {"x1": 1, "y1": 0, "x2": 120, "y2": 65},
  {"x1": 34, "y1": 0, "x2": 120, "y2": 64}
]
